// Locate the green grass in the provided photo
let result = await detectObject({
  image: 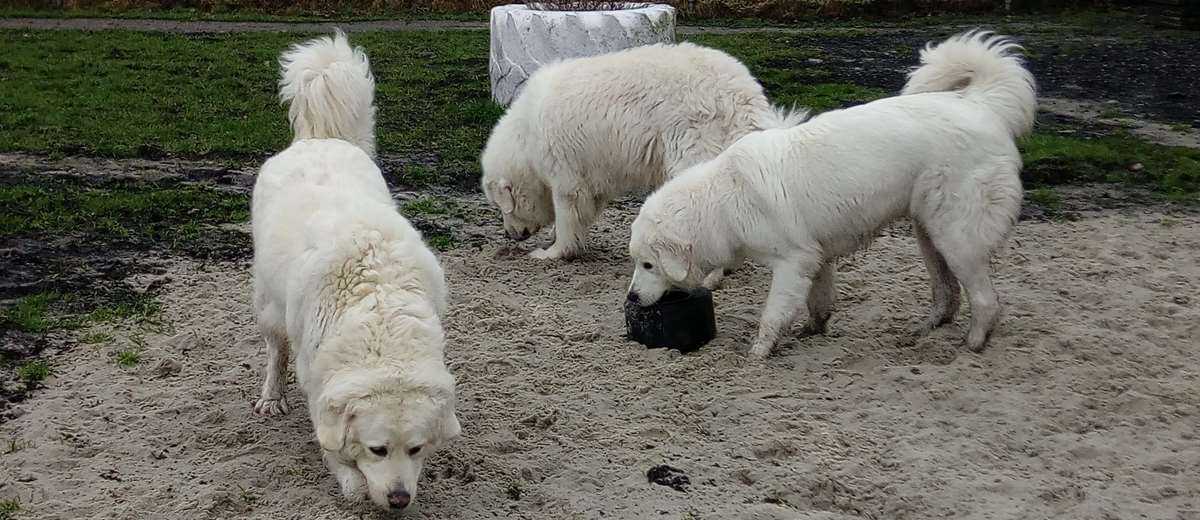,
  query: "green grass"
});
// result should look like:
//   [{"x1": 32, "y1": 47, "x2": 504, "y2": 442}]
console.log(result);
[
  {"x1": 1020, "y1": 132, "x2": 1200, "y2": 200},
  {"x1": 87, "y1": 291, "x2": 162, "y2": 324},
  {"x1": 115, "y1": 349, "x2": 142, "y2": 367},
  {"x1": 16, "y1": 360, "x2": 51, "y2": 383},
  {"x1": 1026, "y1": 187, "x2": 1062, "y2": 211},
  {"x1": 0, "y1": 29, "x2": 500, "y2": 186},
  {"x1": 403, "y1": 196, "x2": 463, "y2": 251},
  {"x1": 0, "y1": 499, "x2": 19, "y2": 520},
  {"x1": 1, "y1": 292, "x2": 61, "y2": 334},
  {"x1": 0, "y1": 5, "x2": 488, "y2": 22},
  {"x1": 0, "y1": 181, "x2": 249, "y2": 251},
  {"x1": 81, "y1": 331, "x2": 115, "y2": 345},
  {"x1": 0, "y1": 28, "x2": 1196, "y2": 200}
]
